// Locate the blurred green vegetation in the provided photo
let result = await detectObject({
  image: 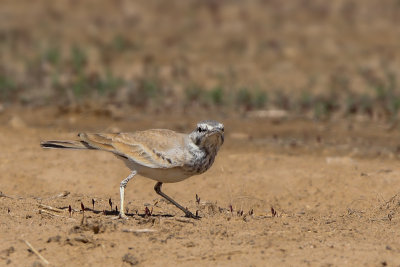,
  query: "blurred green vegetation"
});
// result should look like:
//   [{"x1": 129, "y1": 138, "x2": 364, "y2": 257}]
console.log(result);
[
  {"x1": 1, "y1": 0, "x2": 400, "y2": 121},
  {"x1": 1, "y1": 42, "x2": 400, "y2": 121}
]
